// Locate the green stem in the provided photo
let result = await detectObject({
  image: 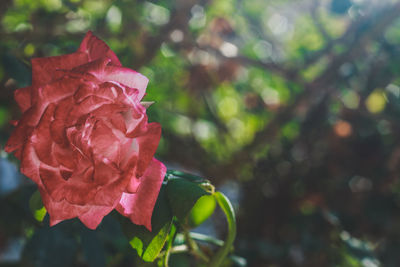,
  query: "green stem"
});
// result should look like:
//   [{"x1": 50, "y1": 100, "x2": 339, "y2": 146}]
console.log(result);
[
  {"x1": 184, "y1": 228, "x2": 210, "y2": 262},
  {"x1": 209, "y1": 192, "x2": 237, "y2": 267},
  {"x1": 163, "y1": 224, "x2": 177, "y2": 267}
]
